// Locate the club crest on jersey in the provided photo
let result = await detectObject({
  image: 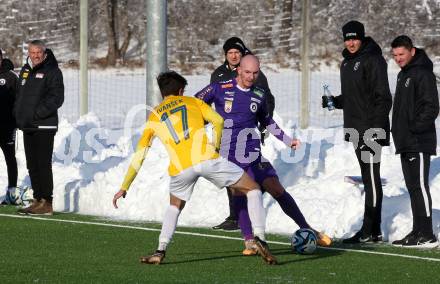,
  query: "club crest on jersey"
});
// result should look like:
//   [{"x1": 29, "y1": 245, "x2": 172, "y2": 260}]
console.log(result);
[
  {"x1": 250, "y1": 102, "x2": 258, "y2": 113},
  {"x1": 405, "y1": 78, "x2": 411, "y2": 87},
  {"x1": 354, "y1": 62, "x2": 360, "y2": 71},
  {"x1": 0, "y1": 79, "x2": 5, "y2": 85},
  {"x1": 253, "y1": 89, "x2": 264, "y2": 98},
  {"x1": 224, "y1": 100, "x2": 233, "y2": 113},
  {"x1": 22, "y1": 72, "x2": 29, "y2": 79}
]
